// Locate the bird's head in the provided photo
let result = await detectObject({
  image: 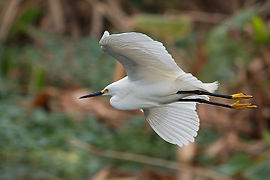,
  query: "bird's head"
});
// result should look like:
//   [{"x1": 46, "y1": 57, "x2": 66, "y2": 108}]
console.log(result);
[{"x1": 79, "y1": 84, "x2": 116, "y2": 99}]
